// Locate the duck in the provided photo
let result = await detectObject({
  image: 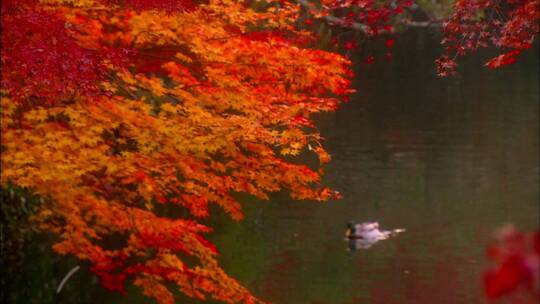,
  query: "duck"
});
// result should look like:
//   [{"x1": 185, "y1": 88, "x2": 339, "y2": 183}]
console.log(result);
[{"x1": 345, "y1": 221, "x2": 405, "y2": 247}]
